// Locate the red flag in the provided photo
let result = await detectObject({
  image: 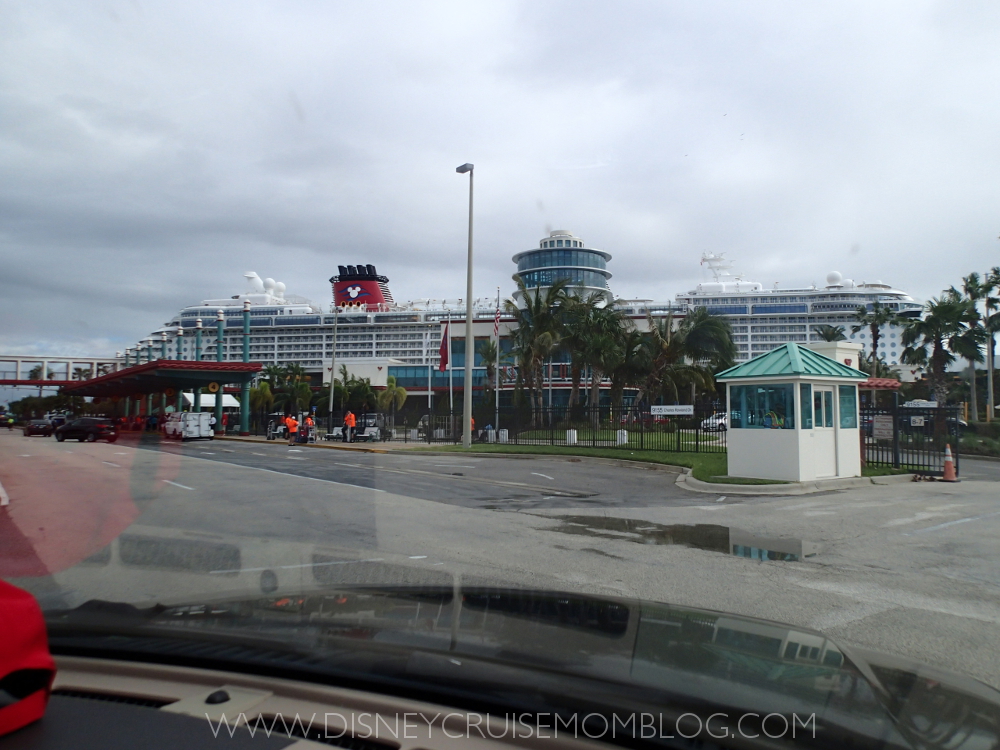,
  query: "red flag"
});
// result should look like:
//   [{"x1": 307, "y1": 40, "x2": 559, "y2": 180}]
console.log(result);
[{"x1": 438, "y1": 321, "x2": 449, "y2": 372}]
